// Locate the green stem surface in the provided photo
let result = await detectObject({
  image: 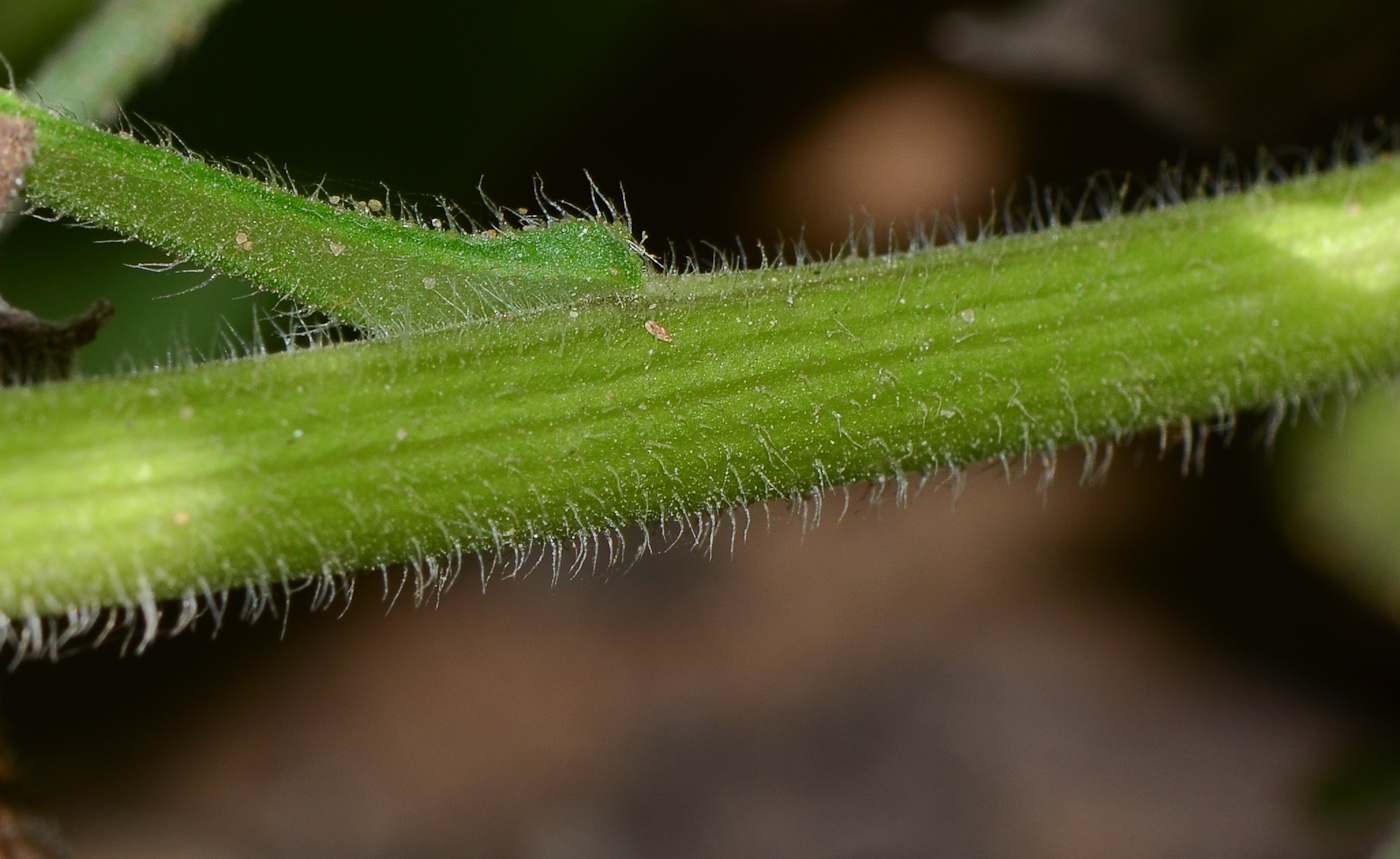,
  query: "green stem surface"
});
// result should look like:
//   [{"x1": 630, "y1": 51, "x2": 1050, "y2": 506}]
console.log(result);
[
  {"x1": 0, "y1": 89, "x2": 645, "y2": 335},
  {"x1": 3, "y1": 154, "x2": 1400, "y2": 617}
]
